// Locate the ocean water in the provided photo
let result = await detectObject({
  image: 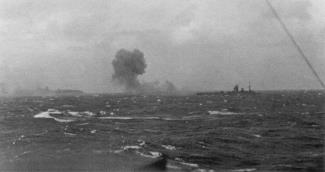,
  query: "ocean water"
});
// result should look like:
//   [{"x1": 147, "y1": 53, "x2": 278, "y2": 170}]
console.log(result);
[{"x1": 0, "y1": 91, "x2": 324, "y2": 172}]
